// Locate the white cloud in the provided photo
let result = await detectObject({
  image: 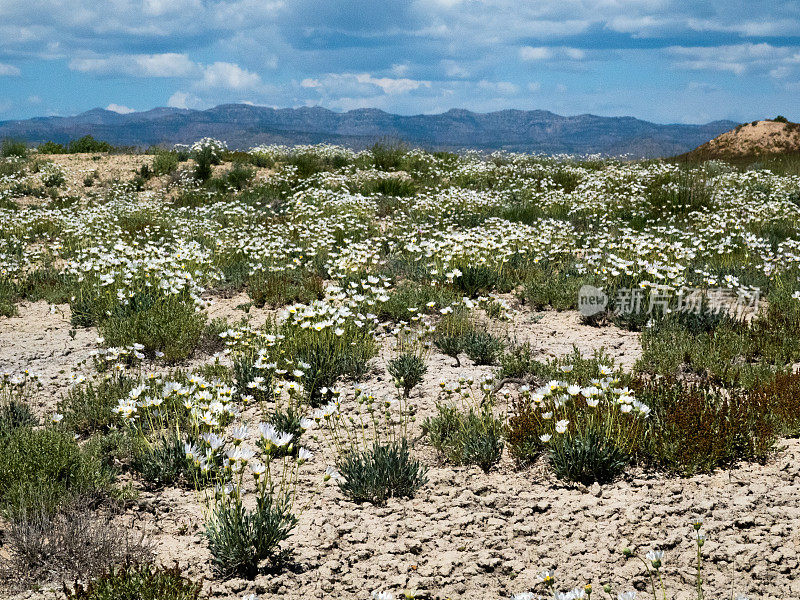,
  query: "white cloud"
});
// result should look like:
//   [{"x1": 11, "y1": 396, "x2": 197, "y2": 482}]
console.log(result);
[
  {"x1": 0, "y1": 63, "x2": 20, "y2": 76},
  {"x1": 520, "y1": 46, "x2": 553, "y2": 61},
  {"x1": 520, "y1": 46, "x2": 587, "y2": 61},
  {"x1": 565, "y1": 47, "x2": 586, "y2": 60},
  {"x1": 669, "y1": 43, "x2": 800, "y2": 76},
  {"x1": 167, "y1": 91, "x2": 200, "y2": 109},
  {"x1": 478, "y1": 80, "x2": 519, "y2": 95},
  {"x1": 199, "y1": 62, "x2": 261, "y2": 90},
  {"x1": 302, "y1": 73, "x2": 430, "y2": 97},
  {"x1": 106, "y1": 103, "x2": 136, "y2": 114},
  {"x1": 527, "y1": 82, "x2": 542, "y2": 92},
  {"x1": 442, "y1": 60, "x2": 469, "y2": 79},
  {"x1": 69, "y1": 53, "x2": 197, "y2": 77}
]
